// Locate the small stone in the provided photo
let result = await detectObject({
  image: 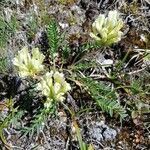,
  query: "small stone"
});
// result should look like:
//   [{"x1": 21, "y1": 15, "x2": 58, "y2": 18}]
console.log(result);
[
  {"x1": 140, "y1": 34, "x2": 147, "y2": 42},
  {"x1": 103, "y1": 127, "x2": 117, "y2": 140},
  {"x1": 58, "y1": 111, "x2": 67, "y2": 123},
  {"x1": 90, "y1": 127, "x2": 103, "y2": 141},
  {"x1": 59, "y1": 22, "x2": 69, "y2": 29}
]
